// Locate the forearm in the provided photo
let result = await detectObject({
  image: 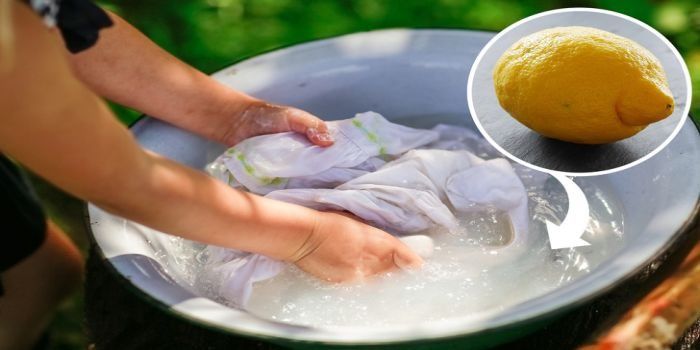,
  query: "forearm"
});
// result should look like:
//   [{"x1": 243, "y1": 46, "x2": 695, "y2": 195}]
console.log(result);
[
  {"x1": 66, "y1": 11, "x2": 256, "y2": 143},
  {"x1": 101, "y1": 152, "x2": 318, "y2": 260}
]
